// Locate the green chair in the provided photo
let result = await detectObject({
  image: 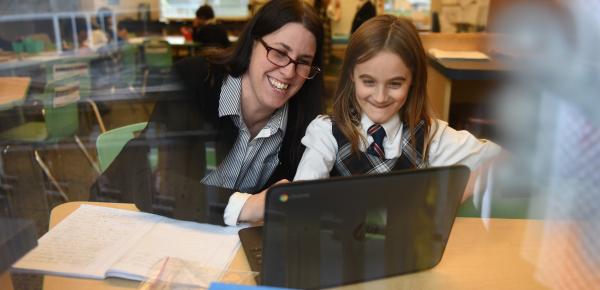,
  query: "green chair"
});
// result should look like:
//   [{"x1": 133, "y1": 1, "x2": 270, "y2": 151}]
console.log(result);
[
  {"x1": 0, "y1": 73, "x2": 103, "y2": 201},
  {"x1": 141, "y1": 39, "x2": 173, "y2": 96},
  {"x1": 46, "y1": 59, "x2": 106, "y2": 132},
  {"x1": 119, "y1": 43, "x2": 141, "y2": 92},
  {"x1": 142, "y1": 39, "x2": 173, "y2": 69},
  {"x1": 96, "y1": 122, "x2": 147, "y2": 172},
  {"x1": 95, "y1": 123, "x2": 217, "y2": 173}
]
